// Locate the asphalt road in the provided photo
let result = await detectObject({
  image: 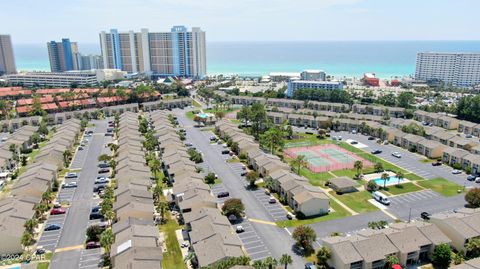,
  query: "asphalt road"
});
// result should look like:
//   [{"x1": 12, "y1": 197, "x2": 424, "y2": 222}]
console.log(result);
[
  {"x1": 174, "y1": 109, "x2": 305, "y2": 267},
  {"x1": 50, "y1": 119, "x2": 108, "y2": 269}
]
